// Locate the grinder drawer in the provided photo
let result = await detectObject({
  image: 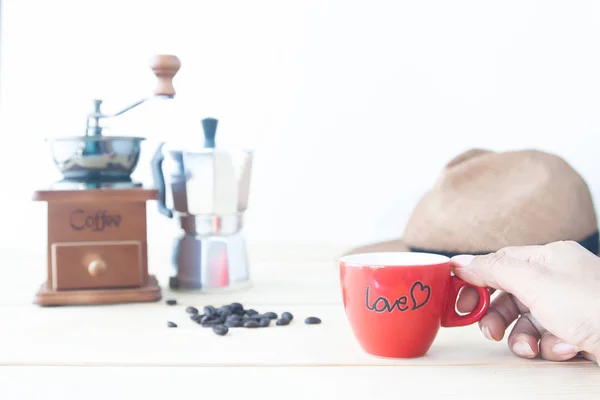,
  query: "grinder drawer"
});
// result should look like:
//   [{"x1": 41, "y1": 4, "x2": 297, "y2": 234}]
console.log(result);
[{"x1": 51, "y1": 240, "x2": 143, "y2": 290}]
